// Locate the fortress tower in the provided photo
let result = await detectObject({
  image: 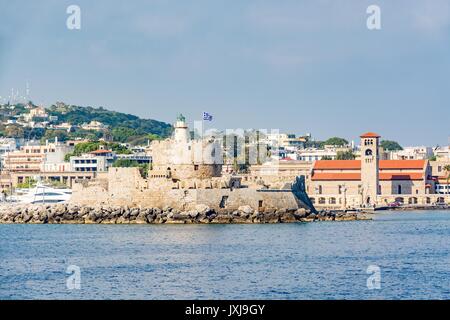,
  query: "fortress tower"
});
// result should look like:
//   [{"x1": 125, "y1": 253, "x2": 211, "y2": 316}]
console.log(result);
[
  {"x1": 360, "y1": 132, "x2": 380, "y2": 206},
  {"x1": 149, "y1": 115, "x2": 222, "y2": 180},
  {"x1": 173, "y1": 114, "x2": 189, "y2": 144}
]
